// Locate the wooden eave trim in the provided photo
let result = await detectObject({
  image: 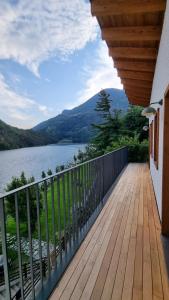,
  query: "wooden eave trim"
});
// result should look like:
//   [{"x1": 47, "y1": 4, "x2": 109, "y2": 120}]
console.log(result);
[
  {"x1": 102, "y1": 26, "x2": 161, "y2": 42},
  {"x1": 114, "y1": 60, "x2": 155, "y2": 72},
  {"x1": 109, "y1": 47, "x2": 157, "y2": 60},
  {"x1": 91, "y1": 0, "x2": 166, "y2": 17},
  {"x1": 121, "y1": 79, "x2": 153, "y2": 89},
  {"x1": 118, "y1": 70, "x2": 154, "y2": 81}
]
